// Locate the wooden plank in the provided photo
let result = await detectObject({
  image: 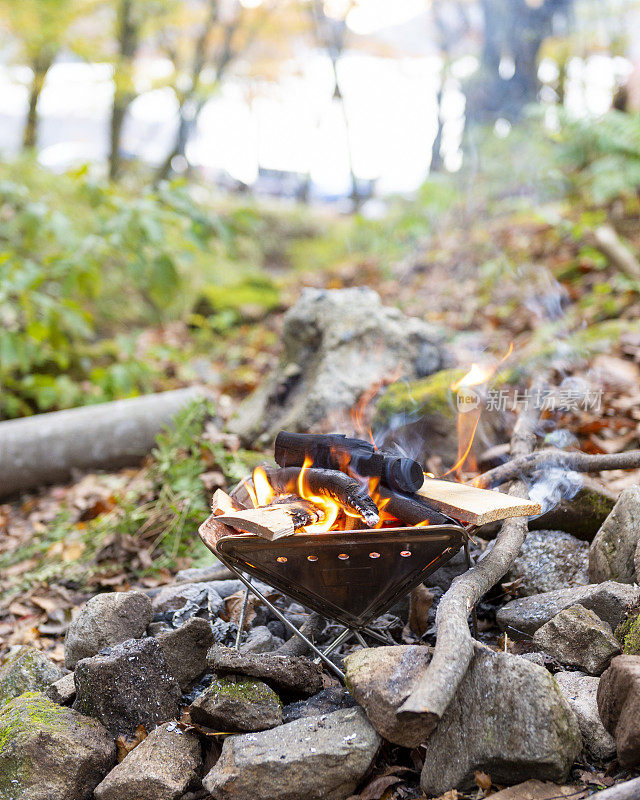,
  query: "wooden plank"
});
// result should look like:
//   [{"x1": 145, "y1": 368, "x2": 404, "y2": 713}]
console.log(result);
[
  {"x1": 215, "y1": 502, "x2": 320, "y2": 541},
  {"x1": 417, "y1": 478, "x2": 541, "y2": 526}
]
